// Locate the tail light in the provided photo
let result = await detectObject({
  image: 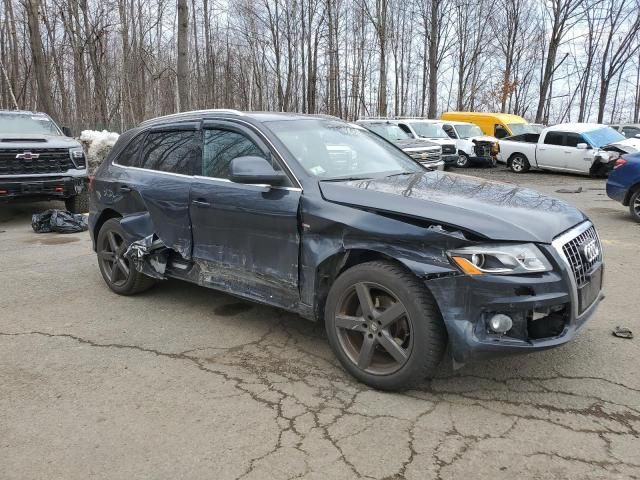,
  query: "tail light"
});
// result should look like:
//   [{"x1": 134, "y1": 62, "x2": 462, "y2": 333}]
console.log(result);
[{"x1": 614, "y1": 158, "x2": 627, "y2": 169}]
